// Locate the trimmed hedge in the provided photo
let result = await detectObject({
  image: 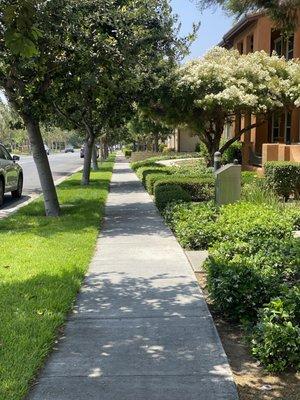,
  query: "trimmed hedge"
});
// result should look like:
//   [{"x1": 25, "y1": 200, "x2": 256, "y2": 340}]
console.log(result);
[
  {"x1": 136, "y1": 166, "x2": 171, "y2": 185},
  {"x1": 163, "y1": 201, "x2": 295, "y2": 251},
  {"x1": 153, "y1": 176, "x2": 215, "y2": 202},
  {"x1": 265, "y1": 161, "x2": 300, "y2": 200},
  {"x1": 217, "y1": 202, "x2": 293, "y2": 244},
  {"x1": 163, "y1": 201, "x2": 219, "y2": 249},
  {"x1": 124, "y1": 149, "x2": 132, "y2": 158},
  {"x1": 204, "y1": 238, "x2": 300, "y2": 322},
  {"x1": 145, "y1": 172, "x2": 171, "y2": 194},
  {"x1": 252, "y1": 286, "x2": 300, "y2": 372},
  {"x1": 154, "y1": 185, "x2": 192, "y2": 211}
]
